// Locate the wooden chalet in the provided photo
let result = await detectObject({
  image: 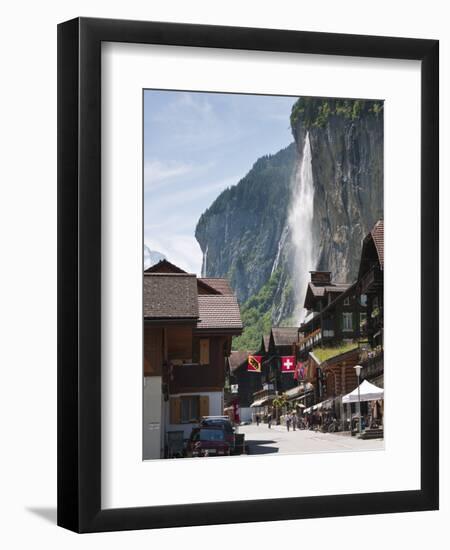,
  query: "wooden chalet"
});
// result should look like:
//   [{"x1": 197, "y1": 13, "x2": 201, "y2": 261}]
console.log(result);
[
  {"x1": 143, "y1": 260, "x2": 242, "y2": 459},
  {"x1": 262, "y1": 327, "x2": 299, "y2": 395},
  {"x1": 225, "y1": 350, "x2": 262, "y2": 423},
  {"x1": 320, "y1": 347, "x2": 360, "y2": 400},
  {"x1": 356, "y1": 219, "x2": 384, "y2": 349},
  {"x1": 296, "y1": 220, "x2": 384, "y2": 428},
  {"x1": 299, "y1": 272, "x2": 365, "y2": 353}
]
